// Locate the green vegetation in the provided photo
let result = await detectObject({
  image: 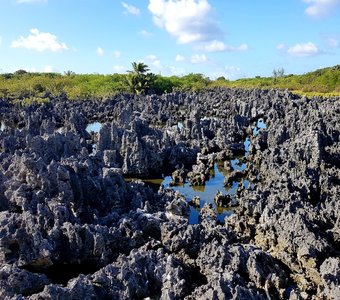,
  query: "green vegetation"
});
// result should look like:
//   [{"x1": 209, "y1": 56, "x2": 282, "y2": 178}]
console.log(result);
[
  {"x1": 210, "y1": 65, "x2": 340, "y2": 97},
  {"x1": 125, "y1": 62, "x2": 156, "y2": 95},
  {"x1": 0, "y1": 65, "x2": 339, "y2": 102}
]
